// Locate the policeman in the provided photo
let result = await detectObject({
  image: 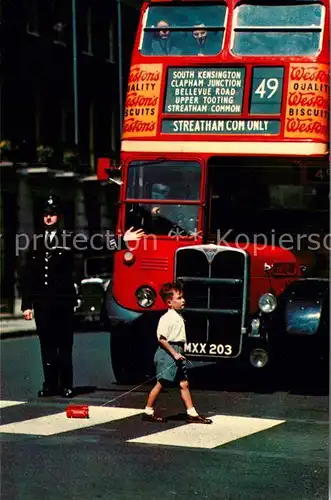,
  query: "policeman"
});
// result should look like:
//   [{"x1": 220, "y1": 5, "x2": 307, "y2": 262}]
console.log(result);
[
  {"x1": 22, "y1": 195, "x2": 145, "y2": 398},
  {"x1": 21, "y1": 196, "x2": 77, "y2": 397}
]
